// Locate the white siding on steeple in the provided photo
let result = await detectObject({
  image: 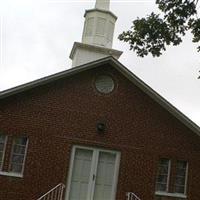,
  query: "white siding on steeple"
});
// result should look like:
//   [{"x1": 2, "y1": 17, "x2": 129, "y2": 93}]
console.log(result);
[
  {"x1": 96, "y1": 17, "x2": 106, "y2": 36},
  {"x1": 95, "y1": 0, "x2": 110, "y2": 10},
  {"x1": 85, "y1": 18, "x2": 94, "y2": 36},
  {"x1": 108, "y1": 21, "x2": 114, "y2": 41},
  {"x1": 82, "y1": 10, "x2": 117, "y2": 48}
]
